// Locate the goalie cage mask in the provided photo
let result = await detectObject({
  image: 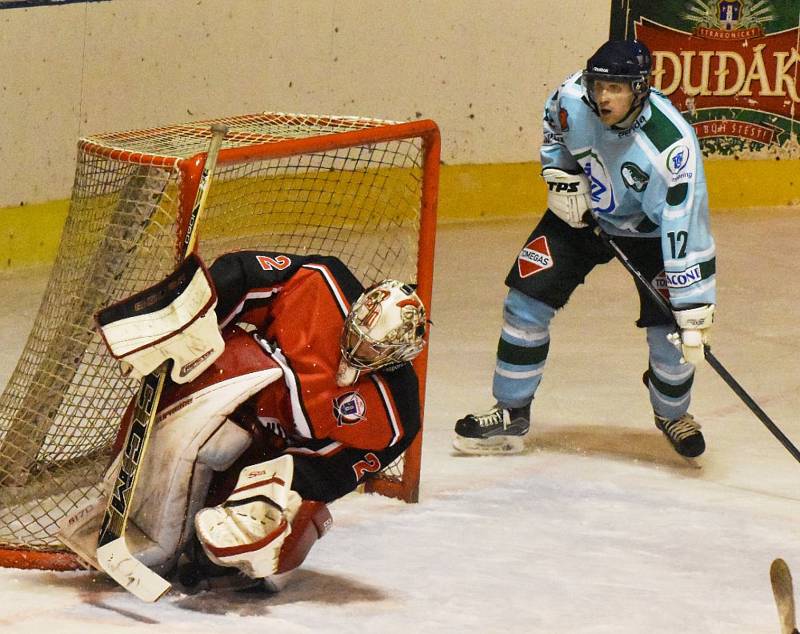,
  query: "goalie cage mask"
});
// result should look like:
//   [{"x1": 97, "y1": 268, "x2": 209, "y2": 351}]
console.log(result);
[
  {"x1": 581, "y1": 39, "x2": 652, "y2": 121},
  {"x1": 340, "y1": 280, "x2": 427, "y2": 373}
]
